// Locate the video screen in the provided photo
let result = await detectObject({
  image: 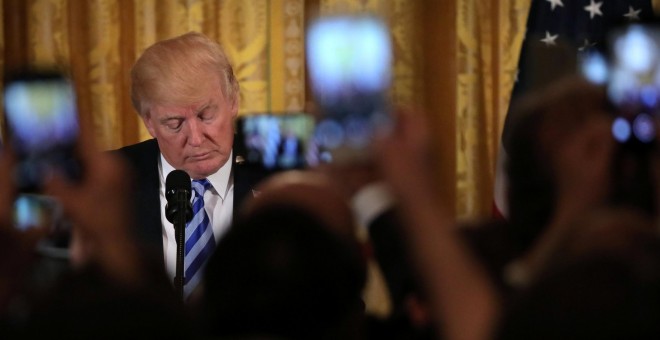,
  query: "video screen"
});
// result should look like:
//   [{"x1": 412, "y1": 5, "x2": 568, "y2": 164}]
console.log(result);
[{"x1": 237, "y1": 113, "x2": 315, "y2": 170}]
